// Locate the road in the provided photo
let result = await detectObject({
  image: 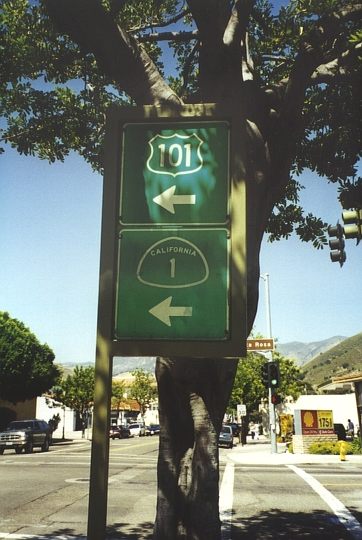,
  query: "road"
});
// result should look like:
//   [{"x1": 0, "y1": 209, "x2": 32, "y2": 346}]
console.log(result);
[{"x1": 0, "y1": 437, "x2": 361, "y2": 539}]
